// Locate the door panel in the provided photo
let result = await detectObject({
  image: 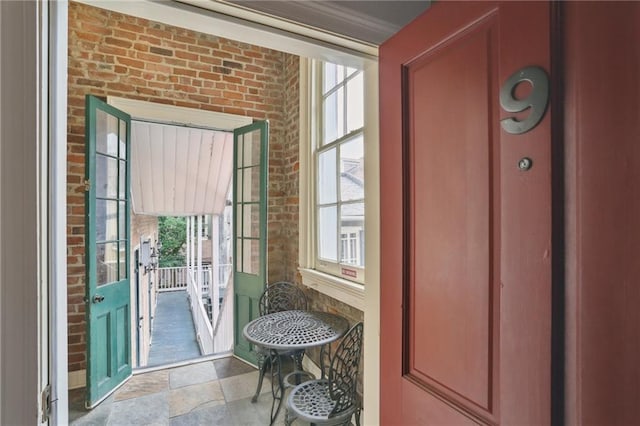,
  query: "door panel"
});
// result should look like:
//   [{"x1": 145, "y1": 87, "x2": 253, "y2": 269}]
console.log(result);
[
  {"x1": 85, "y1": 95, "x2": 132, "y2": 407},
  {"x1": 407, "y1": 15, "x2": 498, "y2": 414},
  {"x1": 233, "y1": 121, "x2": 268, "y2": 364},
  {"x1": 380, "y1": 2, "x2": 552, "y2": 424}
]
